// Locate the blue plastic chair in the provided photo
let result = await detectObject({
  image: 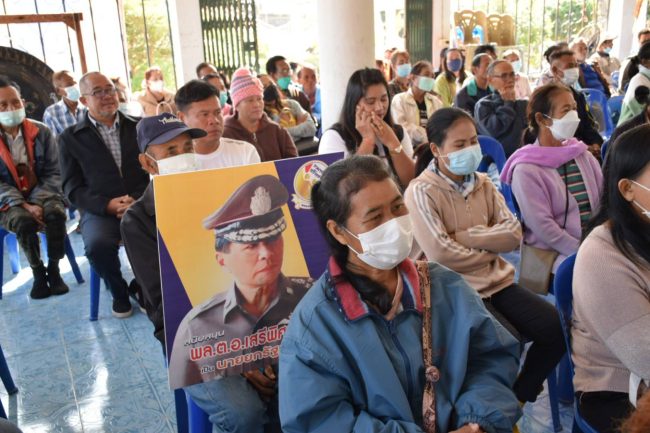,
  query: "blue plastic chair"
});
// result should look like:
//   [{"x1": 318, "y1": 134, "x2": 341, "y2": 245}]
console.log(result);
[
  {"x1": 608, "y1": 95, "x2": 624, "y2": 127},
  {"x1": 601, "y1": 139, "x2": 610, "y2": 163},
  {"x1": 581, "y1": 88, "x2": 614, "y2": 140},
  {"x1": 611, "y1": 70, "x2": 620, "y2": 89},
  {"x1": 89, "y1": 245, "x2": 126, "y2": 321},
  {"x1": 38, "y1": 233, "x2": 84, "y2": 285},
  {"x1": 0, "y1": 343, "x2": 18, "y2": 419},
  {"x1": 476, "y1": 135, "x2": 518, "y2": 218},
  {"x1": 0, "y1": 229, "x2": 21, "y2": 300},
  {"x1": 553, "y1": 254, "x2": 600, "y2": 433},
  {"x1": 186, "y1": 392, "x2": 211, "y2": 433}
]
